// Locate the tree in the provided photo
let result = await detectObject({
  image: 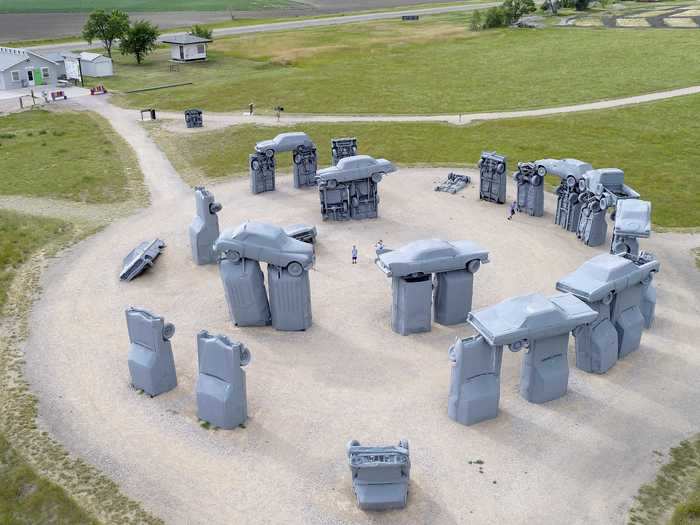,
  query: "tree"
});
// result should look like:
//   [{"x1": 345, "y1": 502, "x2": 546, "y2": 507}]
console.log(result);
[
  {"x1": 575, "y1": 0, "x2": 590, "y2": 10},
  {"x1": 120, "y1": 20, "x2": 160, "y2": 65},
  {"x1": 470, "y1": 10, "x2": 483, "y2": 31},
  {"x1": 502, "y1": 0, "x2": 536, "y2": 23},
  {"x1": 81, "y1": 9, "x2": 130, "y2": 58},
  {"x1": 190, "y1": 24, "x2": 213, "y2": 40},
  {"x1": 483, "y1": 6, "x2": 507, "y2": 28}
]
